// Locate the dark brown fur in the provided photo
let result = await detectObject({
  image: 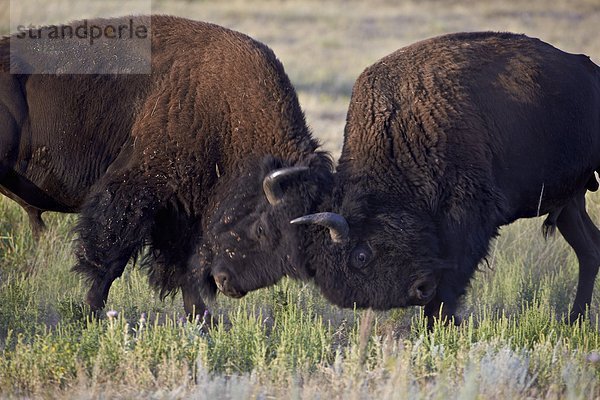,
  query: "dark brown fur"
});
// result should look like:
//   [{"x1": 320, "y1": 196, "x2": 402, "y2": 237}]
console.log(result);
[
  {"x1": 0, "y1": 15, "x2": 331, "y2": 314},
  {"x1": 312, "y1": 32, "x2": 600, "y2": 324}
]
